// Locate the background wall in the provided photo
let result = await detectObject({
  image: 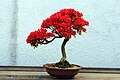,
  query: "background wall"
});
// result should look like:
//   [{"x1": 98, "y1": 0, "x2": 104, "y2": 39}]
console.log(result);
[
  {"x1": 0, "y1": 0, "x2": 120, "y2": 68},
  {"x1": 0, "y1": 0, "x2": 17, "y2": 66}
]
